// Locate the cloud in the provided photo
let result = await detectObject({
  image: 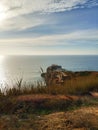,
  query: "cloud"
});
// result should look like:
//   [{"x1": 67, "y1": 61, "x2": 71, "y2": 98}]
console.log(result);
[
  {"x1": 0, "y1": 0, "x2": 97, "y2": 31},
  {"x1": 0, "y1": 29, "x2": 98, "y2": 46},
  {"x1": 0, "y1": 15, "x2": 45, "y2": 31},
  {"x1": 0, "y1": 29, "x2": 98, "y2": 55},
  {"x1": 1, "y1": 0, "x2": 98, "y2": 19}
]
